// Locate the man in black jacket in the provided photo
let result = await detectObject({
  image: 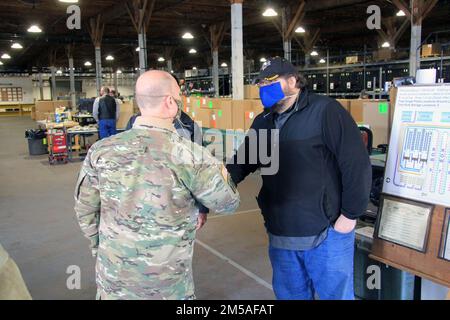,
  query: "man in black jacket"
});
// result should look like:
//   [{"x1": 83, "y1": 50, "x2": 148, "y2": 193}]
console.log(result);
[
  {"x1": 226, "y1": 57, "x2": 371, "y2": 300},
  {"x1": 93, "y1": 87, "x2": 120, "y2": 139}
]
